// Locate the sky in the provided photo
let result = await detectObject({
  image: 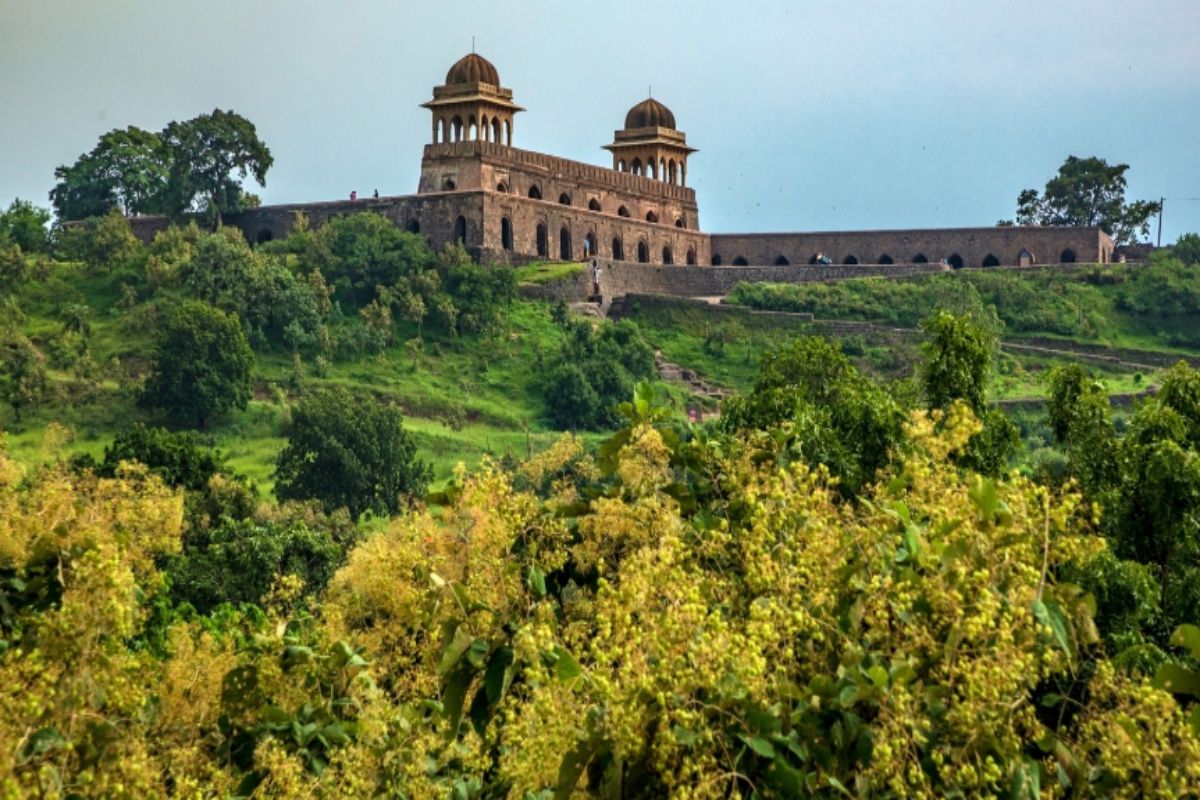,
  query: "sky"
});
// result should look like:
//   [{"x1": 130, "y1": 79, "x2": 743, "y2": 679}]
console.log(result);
[{"x1": 2, "y1": 0, "x2": 1198, "y2": 243}]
